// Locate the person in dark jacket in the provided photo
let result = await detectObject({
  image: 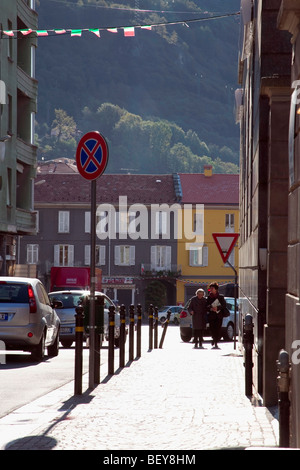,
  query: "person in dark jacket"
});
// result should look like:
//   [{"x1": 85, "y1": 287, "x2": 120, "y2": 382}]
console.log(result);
[
  {"x1": 188, "y1": 288, "x2": 207, "y2": 348},
  {"x1": 207, "y1": 282, "x2": 227, "y2": 349}
]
